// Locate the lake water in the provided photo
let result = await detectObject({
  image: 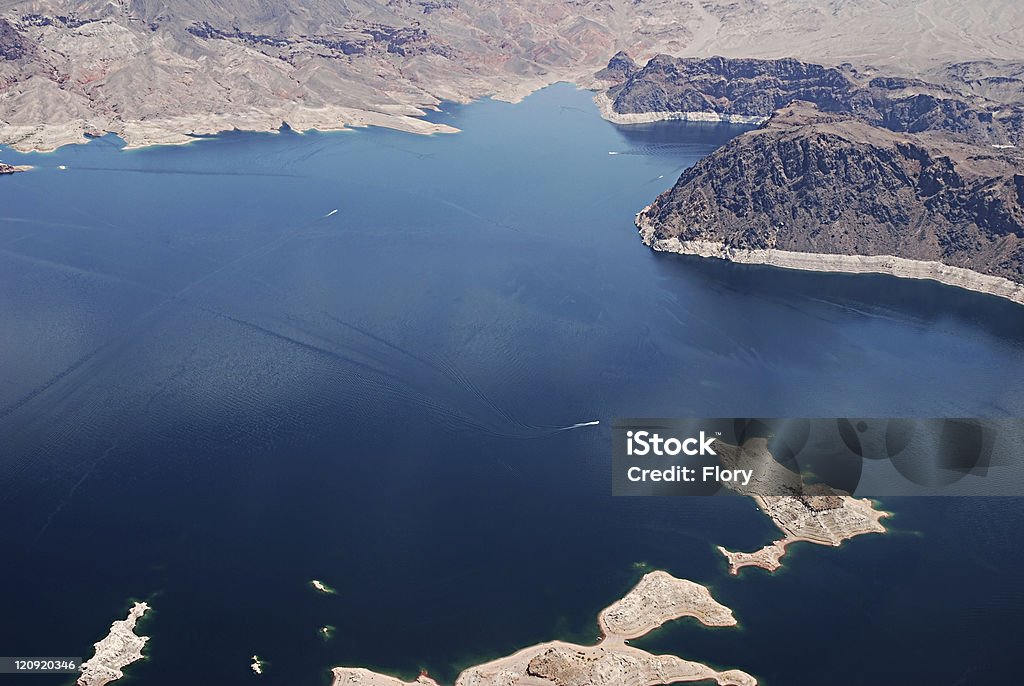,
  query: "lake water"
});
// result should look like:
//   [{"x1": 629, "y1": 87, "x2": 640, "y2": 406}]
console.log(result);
[{"x1": 1, "y1": 84, "x2": 1022, "y2": 685}]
